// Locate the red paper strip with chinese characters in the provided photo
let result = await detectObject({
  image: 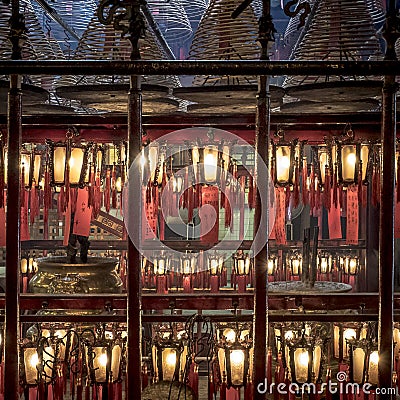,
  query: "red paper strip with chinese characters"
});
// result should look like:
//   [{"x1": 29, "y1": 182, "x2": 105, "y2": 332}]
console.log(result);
[
  {"x1": 273, "y1": 187, "x2": 287, "y2": 245},
  {"x1": 346, "y1": 186, "x2": 359, "y2": 245},
  {"x1": 200, "y1": 186, "x2": 219, "y2": 245},
  {"x1": 328, "y1": 195, "x2": 342, "y2": 239},
  {"x1": 72, "y1": 188, "x2": 92, "y2": 237}
]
